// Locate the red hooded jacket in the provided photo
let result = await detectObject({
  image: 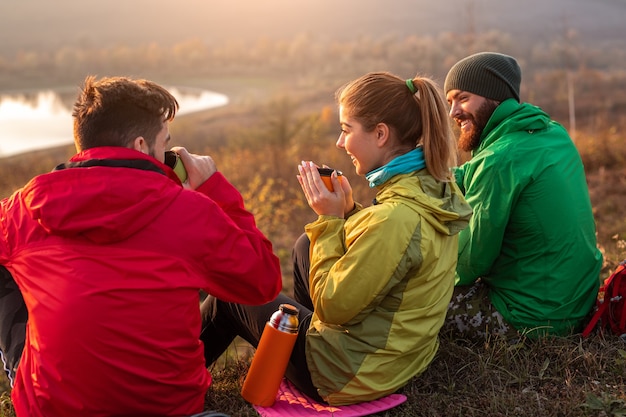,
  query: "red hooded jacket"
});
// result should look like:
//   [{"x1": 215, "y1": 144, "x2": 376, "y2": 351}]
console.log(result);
[{"x1": 0, "y1": 147, "x2": 282, "y2": 417}]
